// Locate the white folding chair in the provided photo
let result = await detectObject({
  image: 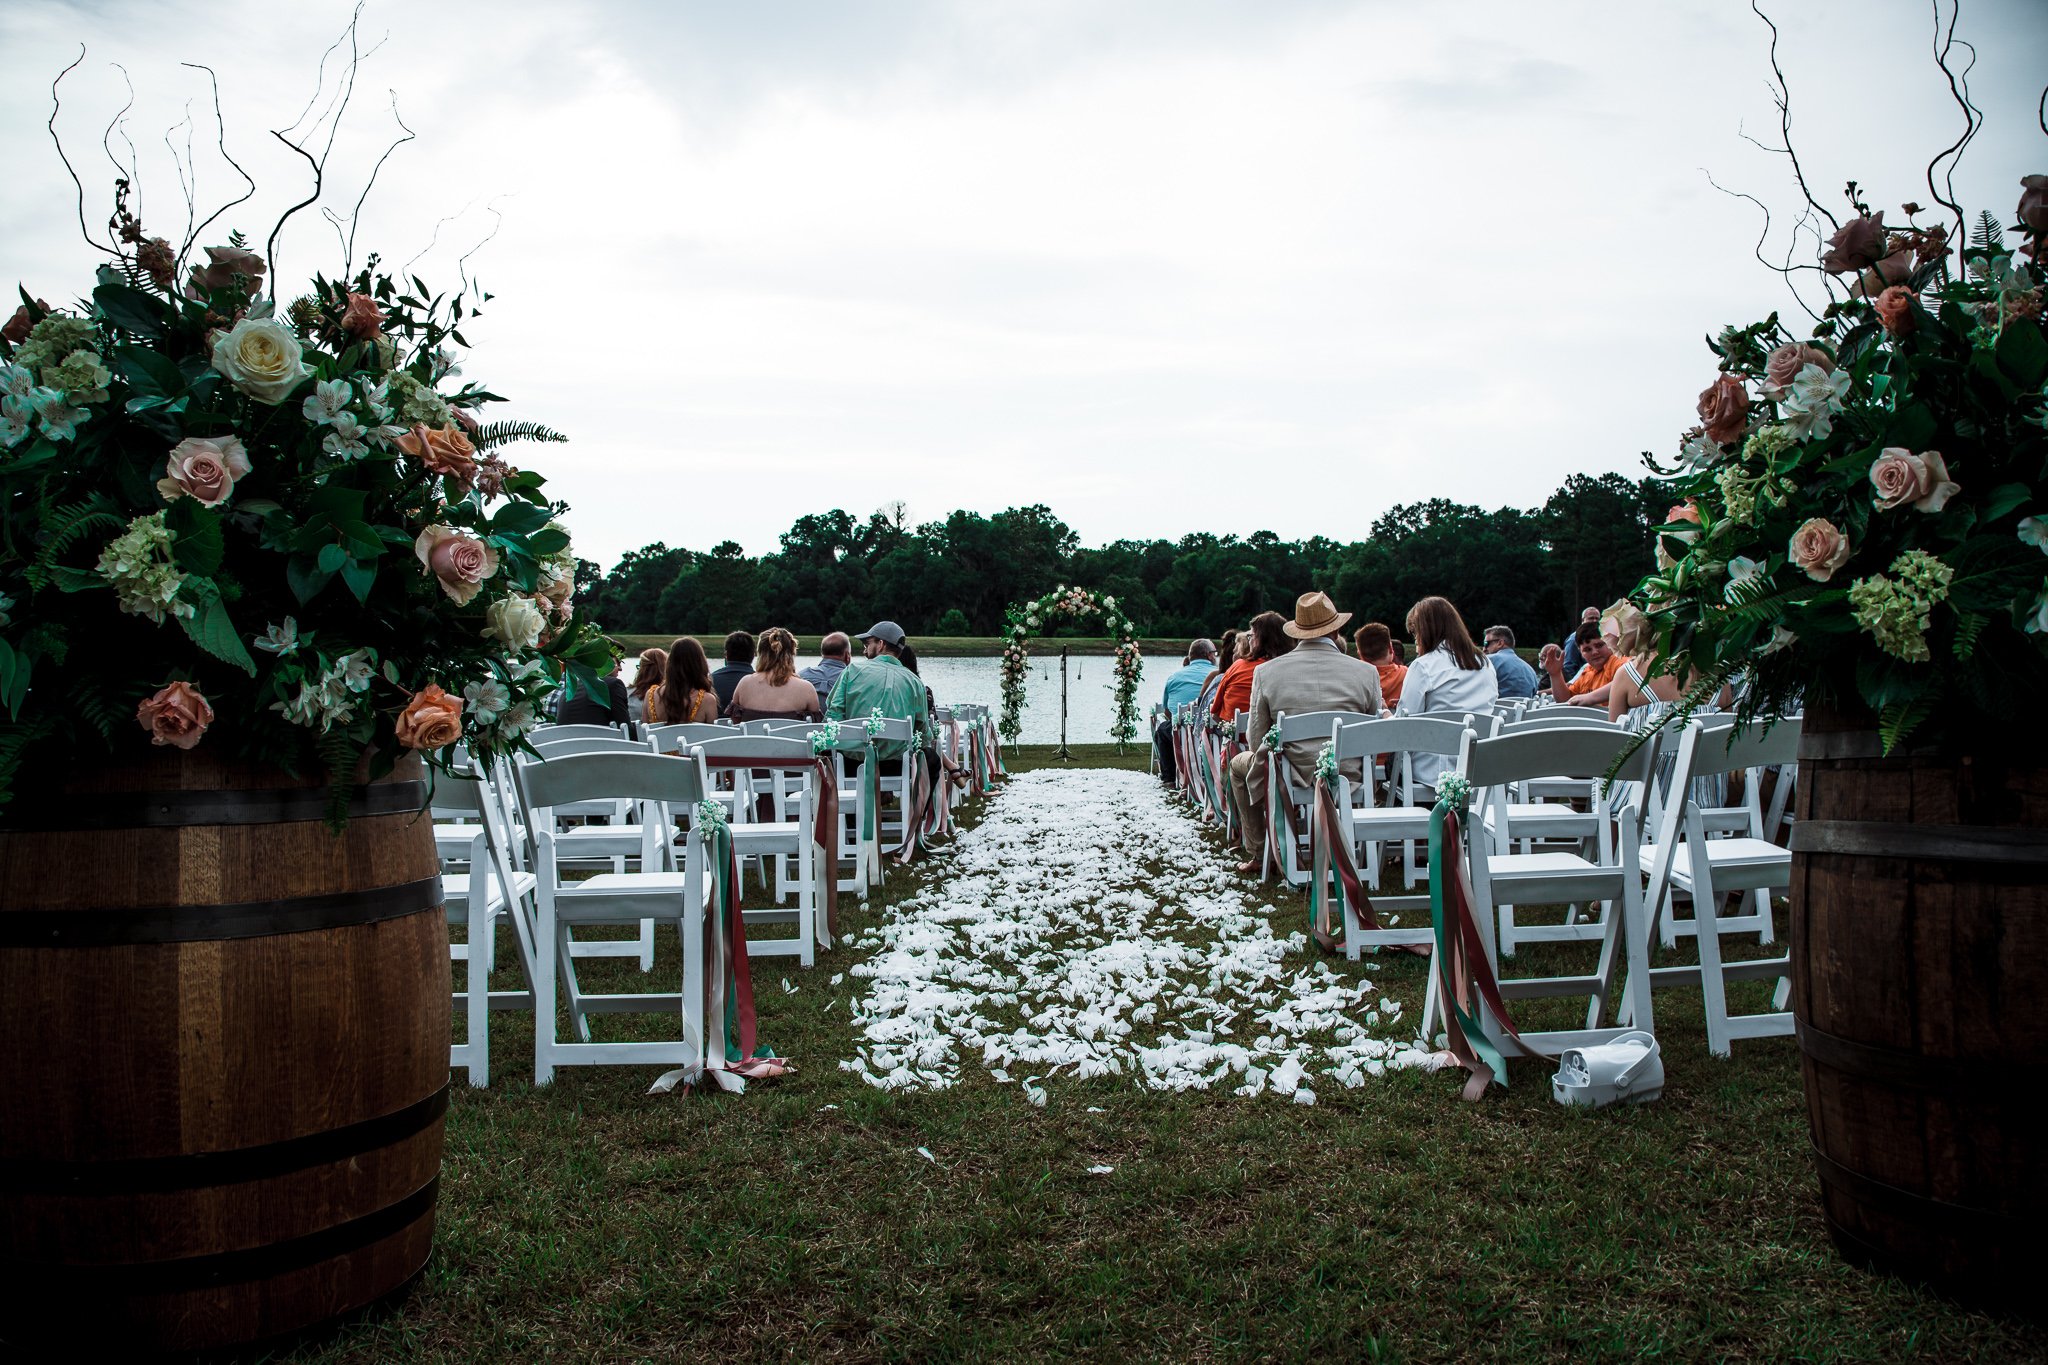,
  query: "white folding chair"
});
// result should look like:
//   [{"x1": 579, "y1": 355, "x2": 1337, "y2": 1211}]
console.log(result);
[
  {"x1": 1263, "y1": 709, "x2": 1367, "y2": 887},
  {"x1": 518, "y1": 751, "x2": 722, "y2": 1083},
  {"x1": 438, "y1": 764, "x2": 542, "y2": 1087},
  {"x1": 865, "y1": 717, "x2": 920, "y2": 867},
  {"x1": 531, "y1": 722, "x2": 629, "y2": 742},
  {"x1": 1634, "y1": 716, "x2": 1800, "y2": 1055},
  {"x1": 517, "y1": 734, "x2": 661, "y2": 971},
  {"x1": 1424, "y1": 725, "x2": 1662, "y2": 1057},
  {"x1": 690, "y1": 735, "x2": 830, "y2": 965},
  {"x1": 645, "y1": 722, "x2": 730, "y2": 753},
  {"x1": 1327, "y1": 715, "x2": 1475, "y2": 957}
]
